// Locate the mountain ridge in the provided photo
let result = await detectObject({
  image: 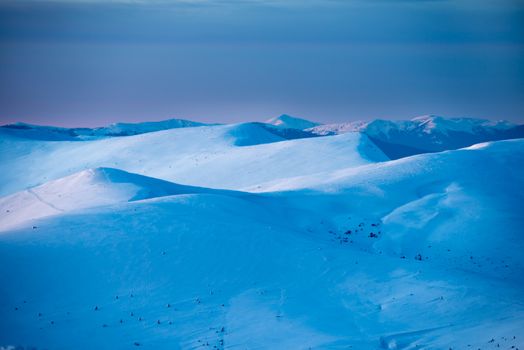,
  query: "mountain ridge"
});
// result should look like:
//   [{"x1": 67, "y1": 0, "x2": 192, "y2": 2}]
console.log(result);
[
  {"x1": 307, "y1": 114, "x2": 524, "y2": 158},
  {"x1": 4, "y1": 114, "x2": 522, "y2": 156}
]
